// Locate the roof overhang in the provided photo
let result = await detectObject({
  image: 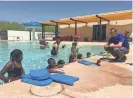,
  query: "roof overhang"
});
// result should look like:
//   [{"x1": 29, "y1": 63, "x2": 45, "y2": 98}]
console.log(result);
[{"x1": 40, "y1": 10, "x2": 132, "y2": 25}]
